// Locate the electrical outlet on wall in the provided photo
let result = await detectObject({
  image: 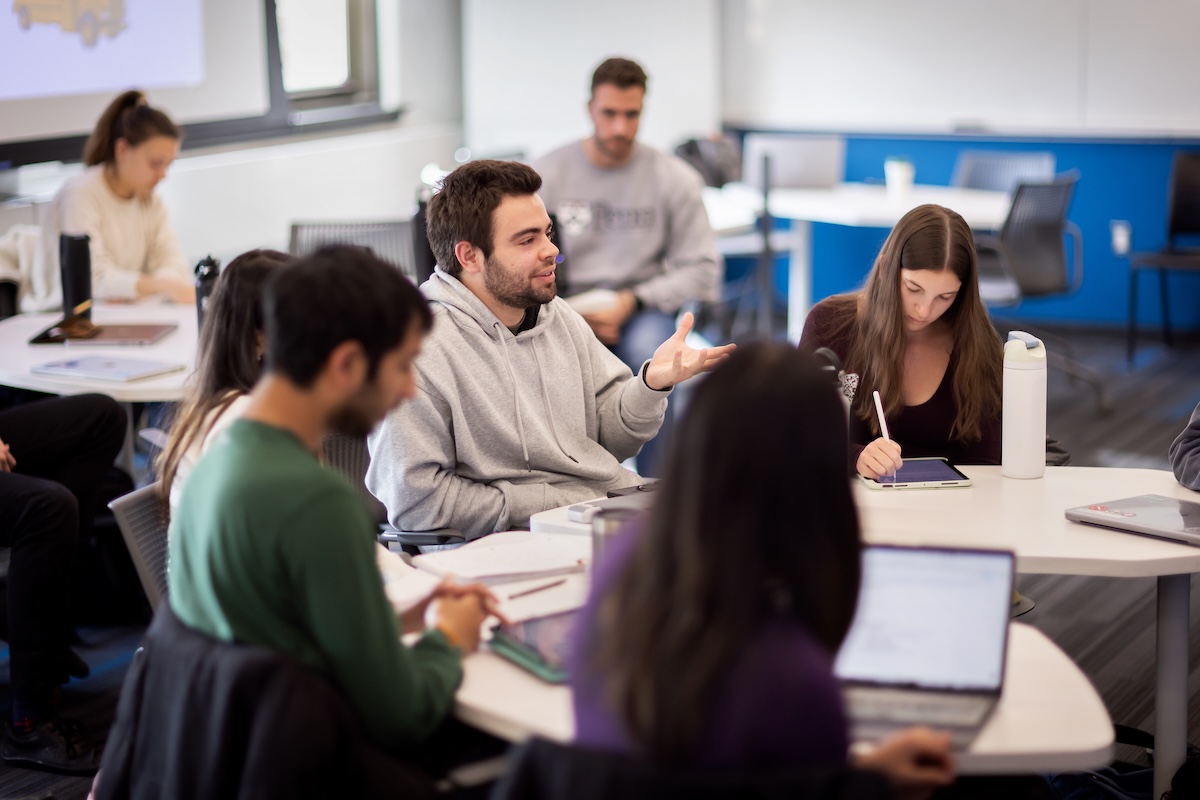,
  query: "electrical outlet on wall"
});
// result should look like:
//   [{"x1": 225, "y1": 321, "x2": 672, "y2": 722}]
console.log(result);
[{"x1": 1111, "y1": 220, "x2": 1132, "y2": 256}]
